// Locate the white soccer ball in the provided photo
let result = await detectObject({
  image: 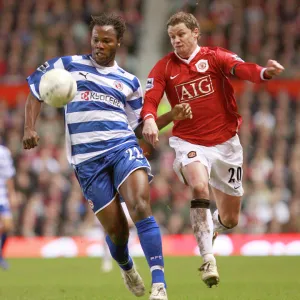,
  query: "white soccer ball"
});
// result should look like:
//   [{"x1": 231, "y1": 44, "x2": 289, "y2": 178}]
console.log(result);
[{"x1": 39, "y1": 69, "x2": 77, "y2": 108}]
